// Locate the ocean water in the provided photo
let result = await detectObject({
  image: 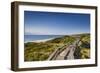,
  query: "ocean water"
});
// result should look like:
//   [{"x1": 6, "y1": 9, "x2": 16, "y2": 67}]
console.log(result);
[{"x1": 24, "y1": 35, "x2": 63, "y2": 43}]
